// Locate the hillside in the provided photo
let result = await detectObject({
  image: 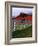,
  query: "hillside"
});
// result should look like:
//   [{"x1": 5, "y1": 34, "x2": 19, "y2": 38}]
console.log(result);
[{"x1": 12, "y1": 25, "x2": 32, "y2": 38}]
